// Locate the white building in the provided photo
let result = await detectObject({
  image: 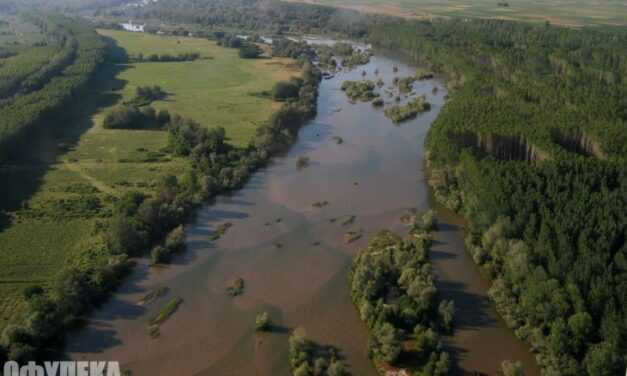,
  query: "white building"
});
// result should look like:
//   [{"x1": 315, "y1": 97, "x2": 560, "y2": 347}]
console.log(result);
[{"x1": 120, "y1": 21, "x2": 145, "y2": 32}]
